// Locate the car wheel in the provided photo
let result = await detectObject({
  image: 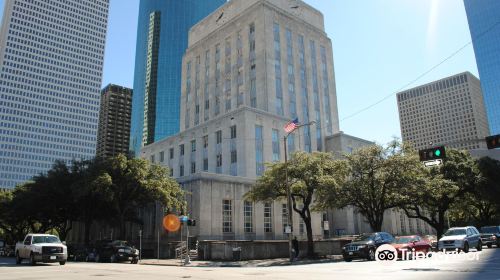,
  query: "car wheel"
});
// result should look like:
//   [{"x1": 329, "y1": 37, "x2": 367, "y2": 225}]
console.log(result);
[
  {"x1": 29, "y1": 253, "x2": 36, "y2": 266},
  {"x1": 110, "y1": 254, "x2": 116, "y2": 263},
  {"x1": 463, "y1": 242, "x2": 469, "y2": 253},
  {"x1": 367, "y1": 249, "x2": 376, "y2": 261},
  {"x1": 487, "y1": 244, "x2": 492, "y2": 249},
  {"x1": 60, "y1": 261, "x2": 66, "y2": 265},
  {"x1": 477, "y1": 241, "x2": 482, "y2": 252},
  {"x1": 15, "y1": 252, "x2": 22, "y2": 265},
  {"x1": 131, "y1": 258, "x2": 138, "y2": 264}
]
